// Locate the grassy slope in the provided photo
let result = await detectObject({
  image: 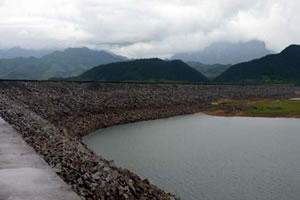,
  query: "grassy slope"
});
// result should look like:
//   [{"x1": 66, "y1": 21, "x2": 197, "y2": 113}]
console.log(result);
[
  {"x1": 245, "y1": 99, "x2": 300, "y2": 116},
  {"x1": 210, "y1": 98, "x2": 300, "y2": 117}
]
